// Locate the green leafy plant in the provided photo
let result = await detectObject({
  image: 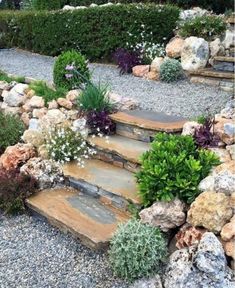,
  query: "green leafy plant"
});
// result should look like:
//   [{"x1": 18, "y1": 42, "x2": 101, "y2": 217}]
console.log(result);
[
  {"x1": 179, "y1": 15, "x2": 226, "y2": 40},
  {"x1": 0, "y1": 111, "x2": 25, "y2": 154},
  {"x1": 32, "y1": 0, "x2": 62, "y2": 10},
  {"x1": 136, "y1": 133, "x2": 220, "y2": 206},
  {"x1": 29, "y1": 81, "x2": 67, "y2": 105},
  {"x1": 53, "y1": 50, "x2": 90, "y2": 90},
  {"x1": 109, "y1": 219, "x2": 167, "y2": 281},
  {"x1": 160, "y1": 59, "x2": 183, "y2": 83},
  {"x1": 0, "y1": 70, "x2": 25, "y2": 83}
]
